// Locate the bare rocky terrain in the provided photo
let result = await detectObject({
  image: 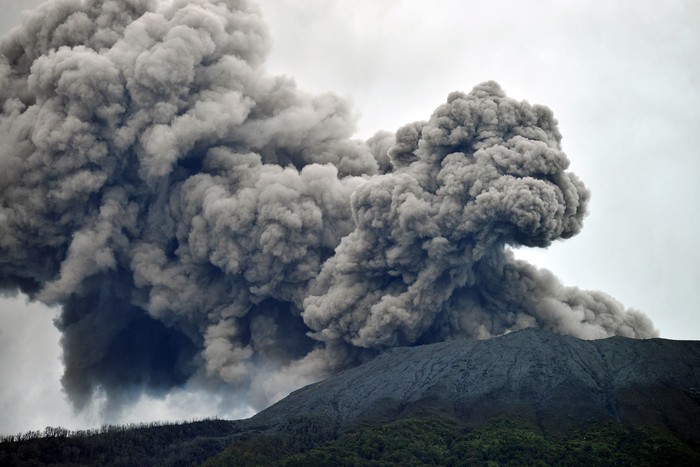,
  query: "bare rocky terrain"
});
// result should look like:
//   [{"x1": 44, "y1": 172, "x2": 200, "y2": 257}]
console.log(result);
[{"x1": 251, "y1": 328, "x2": 700, "y2": 444}]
